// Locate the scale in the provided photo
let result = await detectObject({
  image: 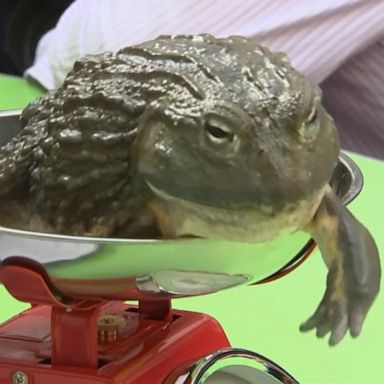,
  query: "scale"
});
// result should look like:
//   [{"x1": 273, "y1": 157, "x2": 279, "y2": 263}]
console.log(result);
[{"x1": 0, "y1": 110, "x2": 362, "y2": 383}]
